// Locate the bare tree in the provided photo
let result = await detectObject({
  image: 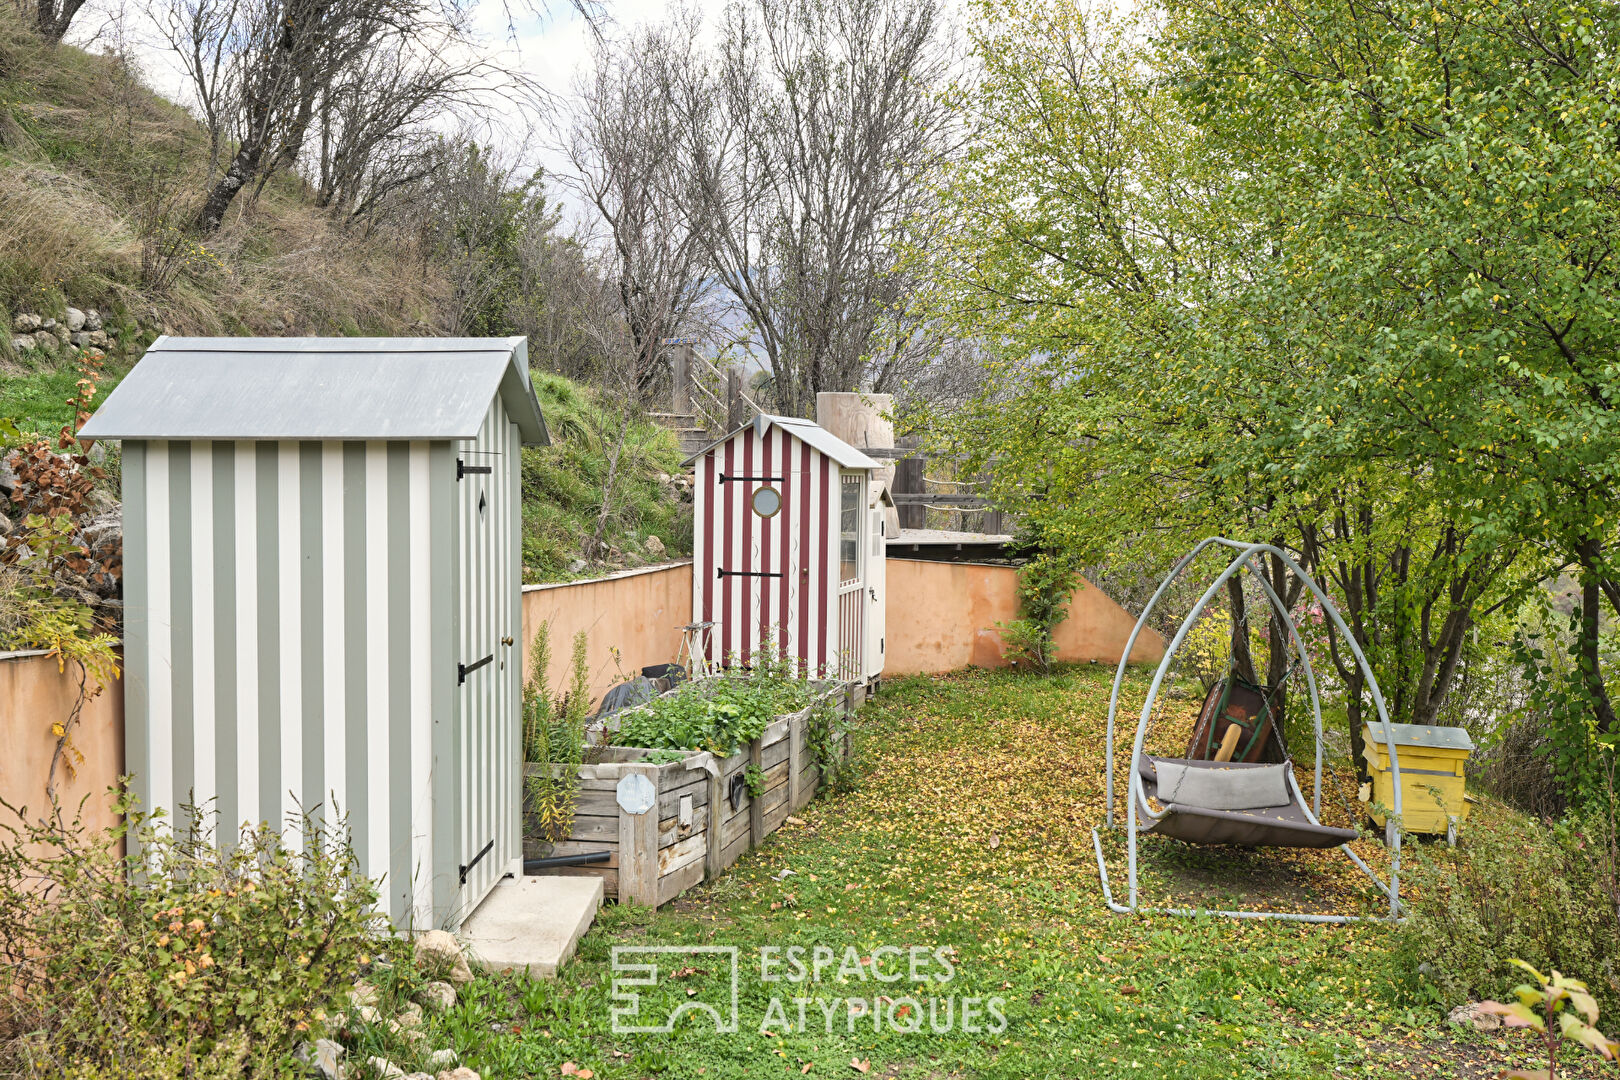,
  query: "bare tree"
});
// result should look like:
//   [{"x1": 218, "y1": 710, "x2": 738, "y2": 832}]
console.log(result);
[
  {"x1": 32, "y1": 0, "x2": 88, "y2": 41},
  {"x1": 560, "y1": 17, "x2": 713, "y2": 397},
  {"x1": 684, "y1": 0, "x2": 958, "y2": 416},
  {"x1": 307, "y1": 32, "x2": 536, "y2": 223},
  {"x1": 155, "y1": 0, "x2": 472, "y2": 234}
]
